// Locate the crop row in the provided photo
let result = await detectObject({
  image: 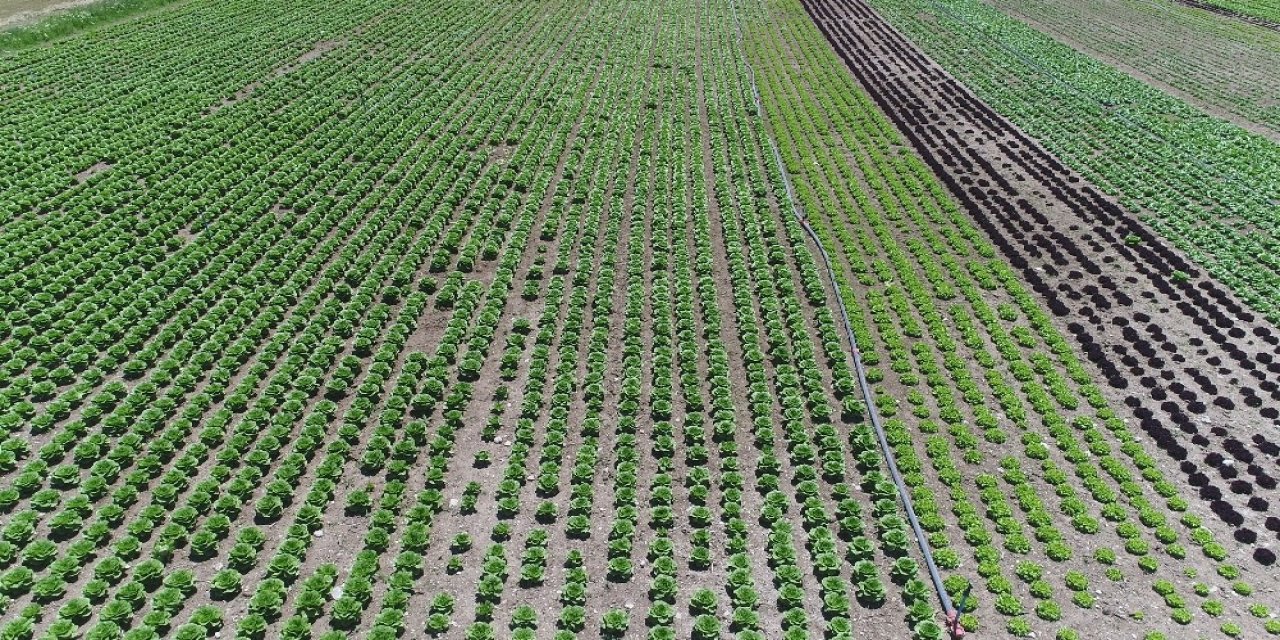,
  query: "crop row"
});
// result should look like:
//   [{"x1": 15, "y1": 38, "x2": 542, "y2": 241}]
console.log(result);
[
  {"x1": 859, "y1": 0, "x2": 1280, "y2": 327},
  {"x1": 0, "y1": 0, "x2": 955, "y2": 638},
  {"x1": 811, "y1": 0, "x2": 1280, "y2": 555},
  {"x1": 1182, "y1": 0, "x2": 1280, "y2": 27},
  {"x1": 743, "y1": 0, "x2": 1277, "y2": 636},
  {"x1": 0, "y1": 0, "x2": 599, "y2": 636},
  {"x1": 984, "y1": 0, "x2": 1280, "y2": 136}
]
